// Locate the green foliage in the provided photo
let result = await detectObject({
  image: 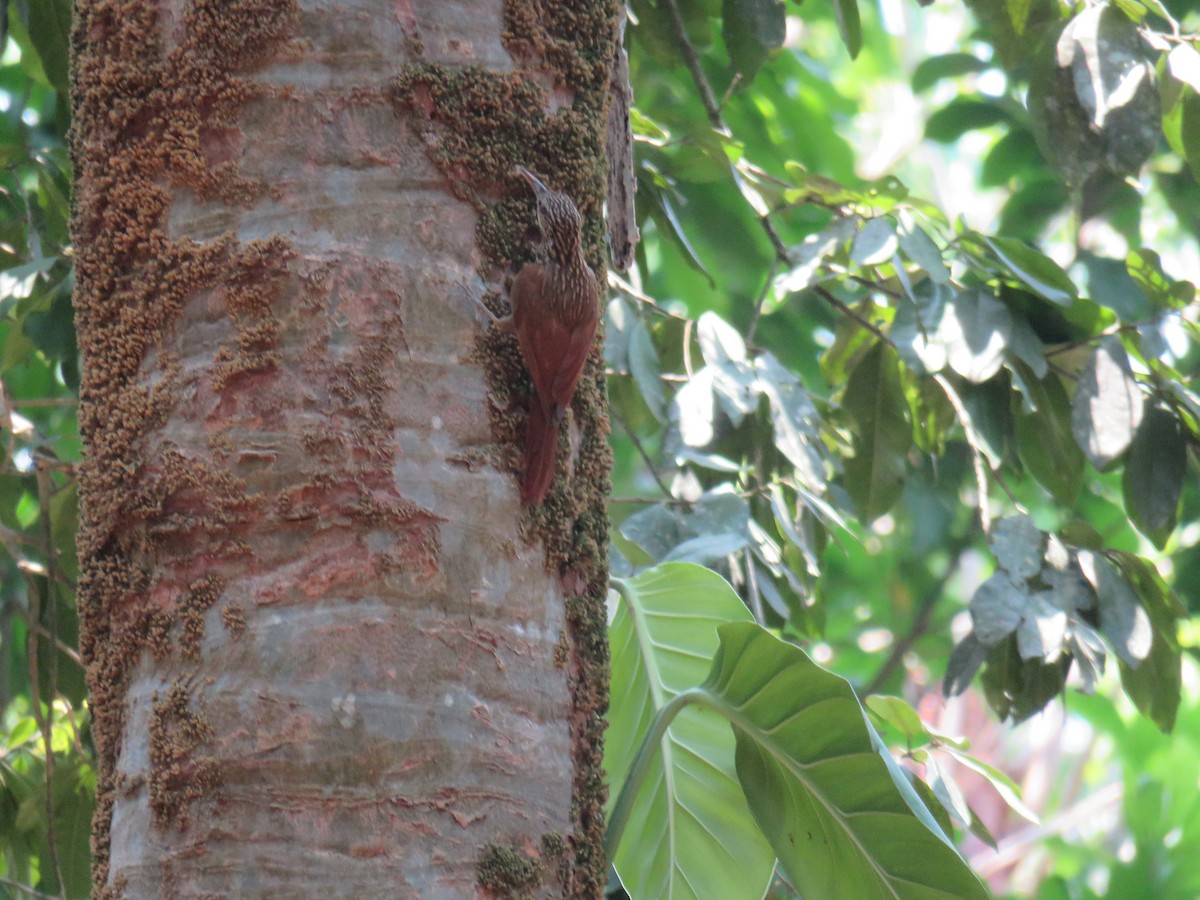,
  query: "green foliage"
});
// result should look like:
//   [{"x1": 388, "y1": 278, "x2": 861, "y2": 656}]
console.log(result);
[
  {"x1": 0, "y1": 1, "x2": 90, "y2": 896},
  {"x1": 610, "y1": 0, "x2": 1200, "y2": 893},
  {"x1": 606, "y1": 565, "x2": 987, "y2": 898}
]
